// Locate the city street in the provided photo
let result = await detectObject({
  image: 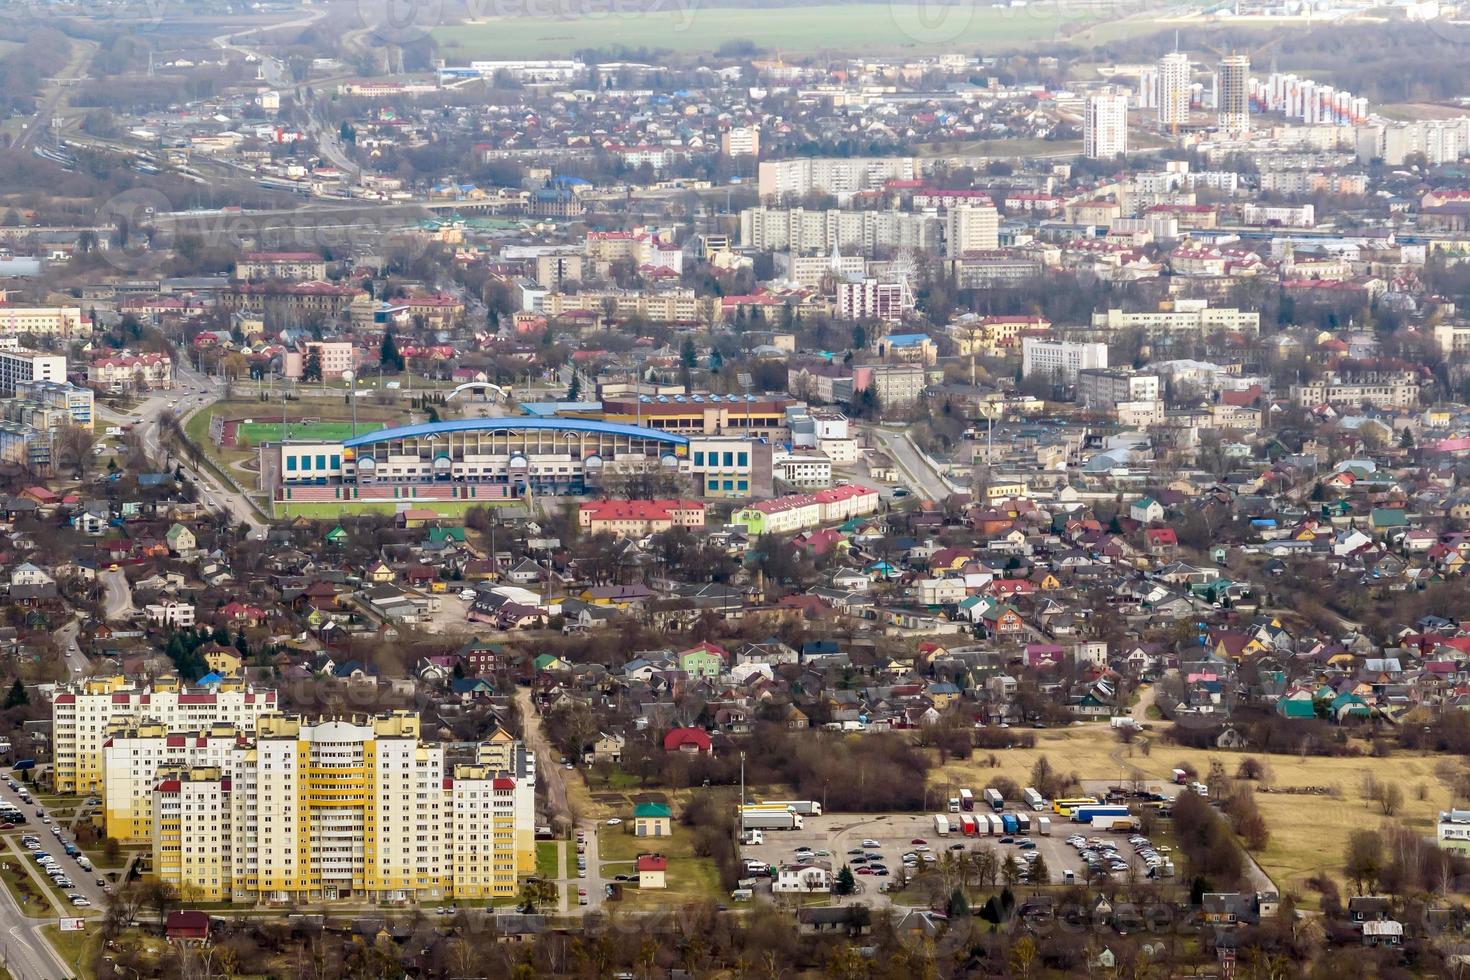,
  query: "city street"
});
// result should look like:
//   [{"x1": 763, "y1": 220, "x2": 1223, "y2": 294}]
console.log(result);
[{"x1": 864, "y1": 426, "x2": 962, "y2": 501}]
